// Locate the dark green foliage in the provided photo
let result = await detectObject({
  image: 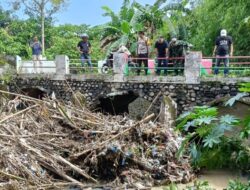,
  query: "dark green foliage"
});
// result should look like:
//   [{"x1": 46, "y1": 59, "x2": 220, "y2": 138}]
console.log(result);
[
  {"x1": 226, "y1": 180, "x2": 250, "y2": 190},
  {"x1": 177, "y1": 106, "x2": 250, "y2": 173},
  {"x1": 181, "y1": 0, "x2": 250, "y2": 56},
  {"x1": 240, "y1": 116, "x2": 250, "y2": 139}
]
